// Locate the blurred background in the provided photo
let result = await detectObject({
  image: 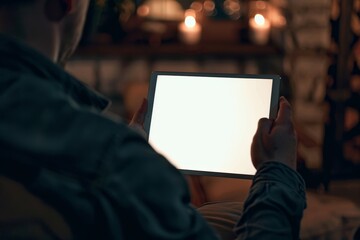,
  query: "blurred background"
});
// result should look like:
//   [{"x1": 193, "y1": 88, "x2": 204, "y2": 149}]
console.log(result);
[{"x1": 66, "y1": 0, "x2": 359, "y2": 197}]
